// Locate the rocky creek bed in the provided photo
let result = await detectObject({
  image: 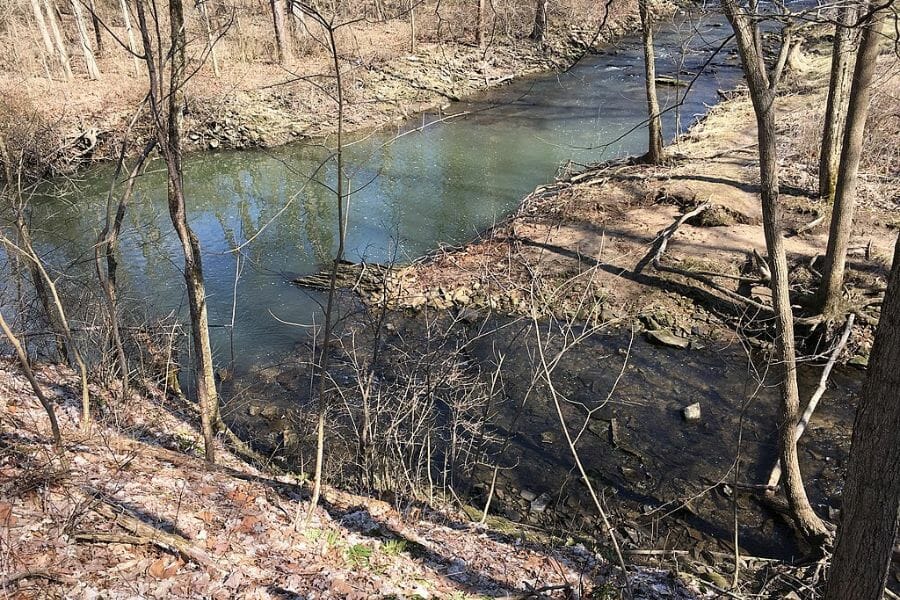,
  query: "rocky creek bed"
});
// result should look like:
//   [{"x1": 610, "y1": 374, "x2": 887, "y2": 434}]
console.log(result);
[{"x1": 219, "y1": 307, "x2": 864, "y2": 576}]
